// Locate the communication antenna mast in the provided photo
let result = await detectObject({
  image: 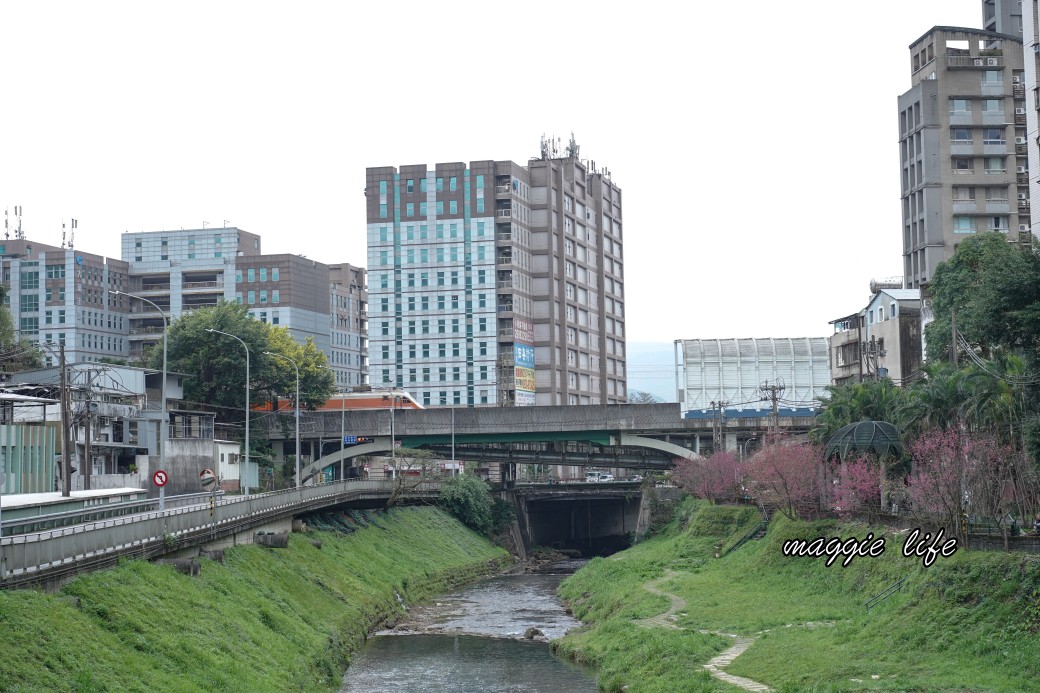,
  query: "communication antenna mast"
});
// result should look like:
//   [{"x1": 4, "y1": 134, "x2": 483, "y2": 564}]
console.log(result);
[
  {"x1": 13, "y1": 206, "x2": 24, "y2": 239},
  {"x1": 68, "y1": 218, "x2": 76, "y2": 250},
  {"x1": 4, "y1": 208, "x2": 9, "y2": 240}
]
